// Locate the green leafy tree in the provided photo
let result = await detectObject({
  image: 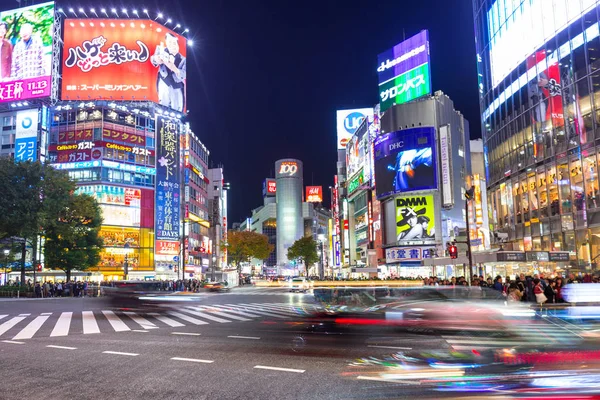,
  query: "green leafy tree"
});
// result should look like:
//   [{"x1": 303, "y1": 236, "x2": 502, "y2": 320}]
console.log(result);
[
  {"x1": 44, "y1": 194, "x2": 103, "y2": 282},
  {"x1": 287, "y1": 236, "x2": 319, "y2": 274},
  {"x1": 222, "y1": 230, "x2": 273, "y2": 273}
]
